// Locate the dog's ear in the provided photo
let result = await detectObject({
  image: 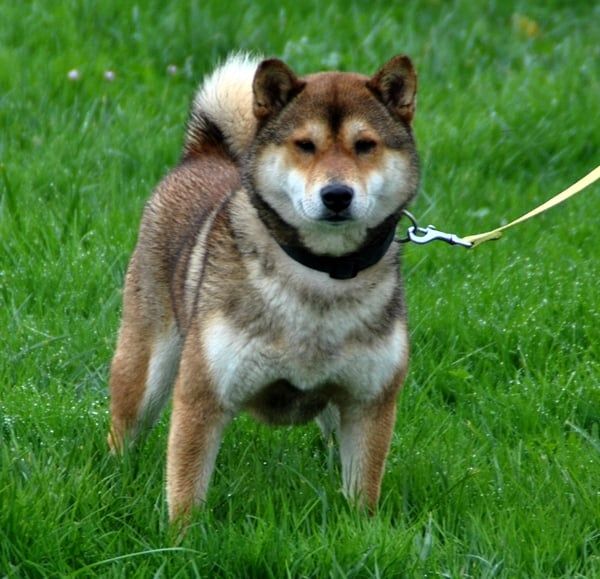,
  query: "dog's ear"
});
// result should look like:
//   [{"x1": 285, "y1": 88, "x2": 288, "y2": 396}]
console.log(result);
[
  {"x1": 367, "y1": 55, "x2": 417, "y2": 124},
  {"x1": 253, "y1": 59, "x2": 305, "y2": 121}
]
